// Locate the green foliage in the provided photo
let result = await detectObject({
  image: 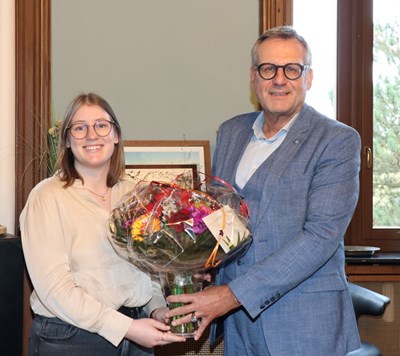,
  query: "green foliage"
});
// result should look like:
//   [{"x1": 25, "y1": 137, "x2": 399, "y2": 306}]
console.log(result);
[
  {"x1": 373, "y1": 21, "x2": 400, "y2": 226},
  {"x1": 47, "y1": 120, "x2": 62, "y2": 176}
]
